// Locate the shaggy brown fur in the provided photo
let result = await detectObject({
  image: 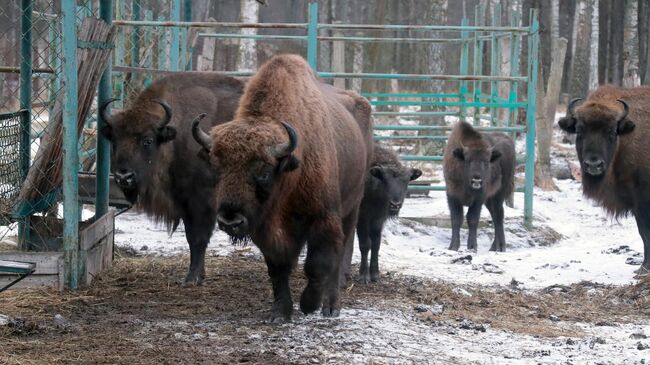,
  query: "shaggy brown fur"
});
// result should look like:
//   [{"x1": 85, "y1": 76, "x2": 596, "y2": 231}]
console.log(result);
[
  {"x1": 558, "y1": 85, "x2": 650, "y2": 274},
  {"x1": 101, "y1": 72, "x2": 244, "y2": 285},
  {"x1": 199, "y1": 54, "x2": 372, "y2": 322},
  {"x1": 443, "y1": 121, "x2": 515, "y2": 252}
]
